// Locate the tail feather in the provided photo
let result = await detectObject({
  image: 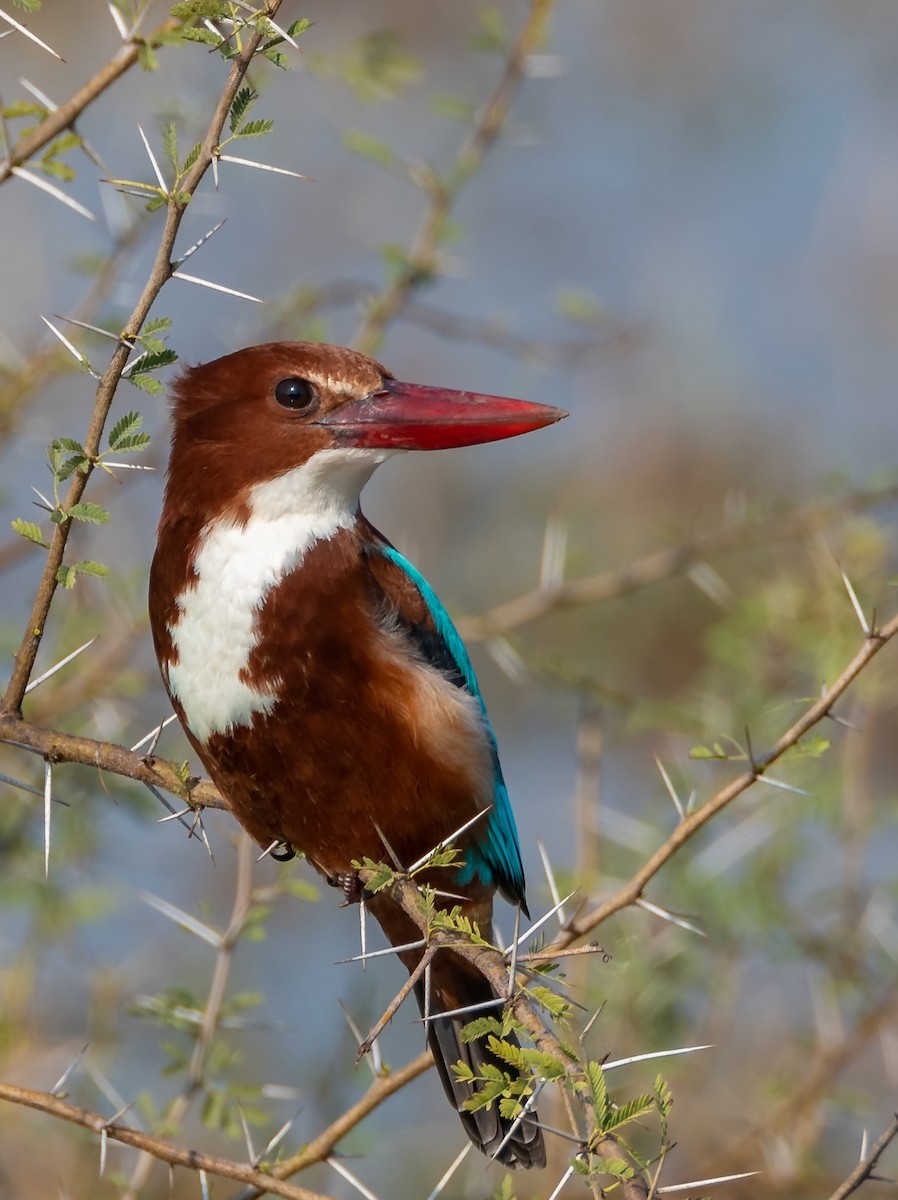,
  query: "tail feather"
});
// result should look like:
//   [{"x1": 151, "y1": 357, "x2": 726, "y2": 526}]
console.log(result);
[{"x1": 415, "y1": 960, "x2": 546, "y2": 1169}]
